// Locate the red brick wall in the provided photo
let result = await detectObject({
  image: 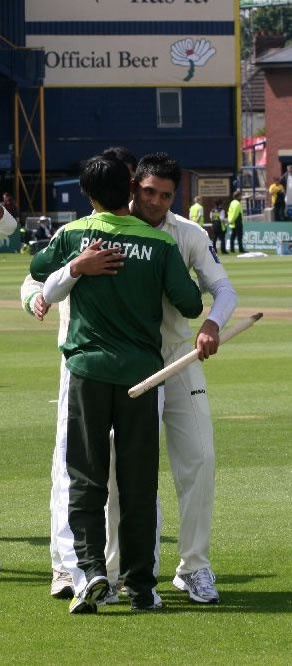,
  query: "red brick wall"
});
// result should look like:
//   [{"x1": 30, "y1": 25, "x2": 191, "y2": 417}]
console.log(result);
[
  {"x1": 265, "y1": 69, "x2": 292, "y2": 189},
  {"x1": 181, "y1": 169, "x2": 191, "y2": 220}
]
